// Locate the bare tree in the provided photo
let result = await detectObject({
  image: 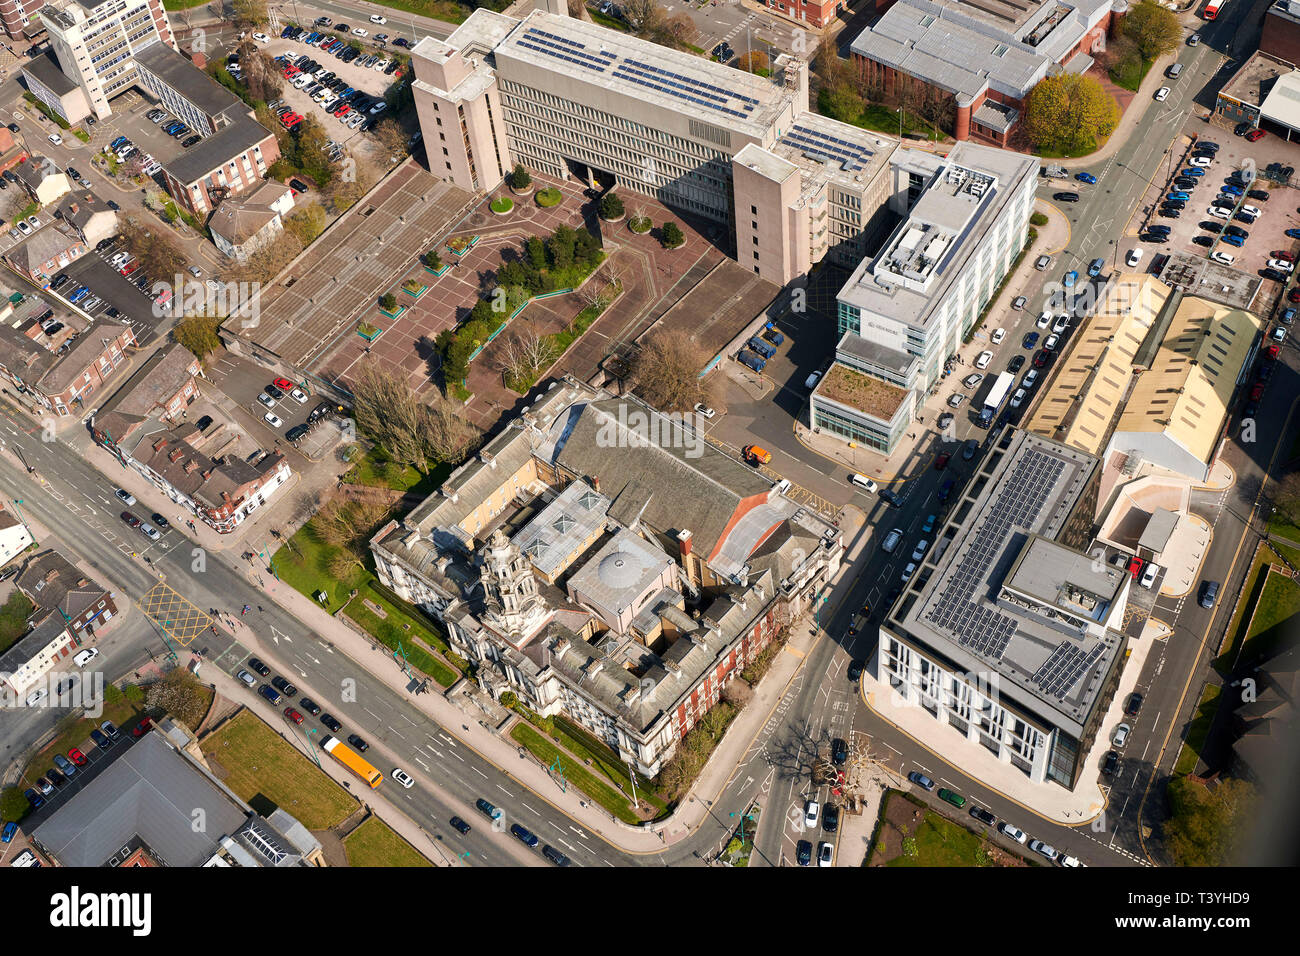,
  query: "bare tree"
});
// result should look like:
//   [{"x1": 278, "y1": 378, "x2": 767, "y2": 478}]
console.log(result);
[
  {"x1": 352, "y1": 366, "x2": 434, "y2": 472},
  {"x1": 630, "y1": 331, "x2": 717, "y2": 413},
  {"x1": 622, "y1": 0, "x2": 662, "y2": 33},
  {"x1": 496, "y1": 323, "x2": 558, "y2": 388},
  {"x1": 425, "y1": 388, "x2": 479, "y2": 465}
]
